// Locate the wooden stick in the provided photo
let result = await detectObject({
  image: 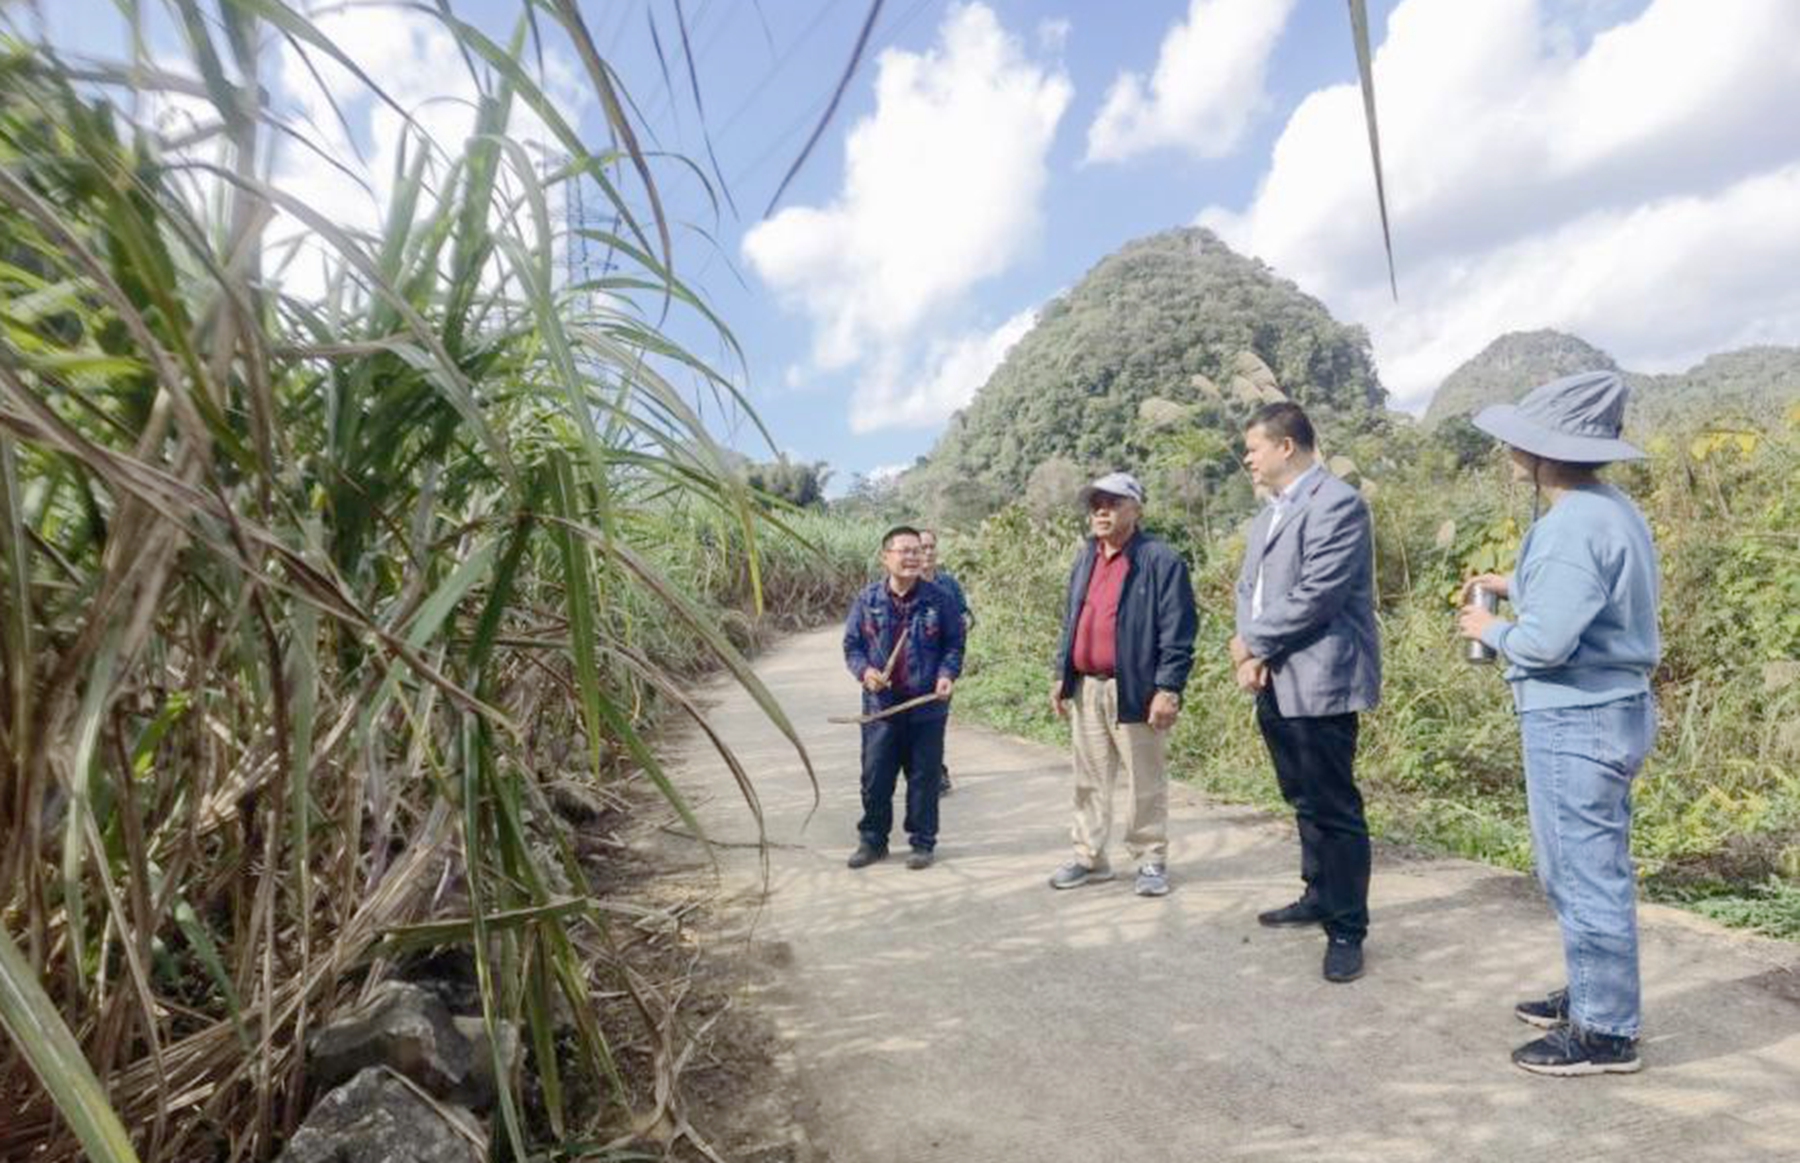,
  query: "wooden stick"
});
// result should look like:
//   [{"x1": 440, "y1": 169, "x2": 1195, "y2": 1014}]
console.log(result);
[
  {"x1": 828, "y1": 691, "x2": 946, "y2": 725},
  {"x1": 878, "y1": 626, "x2": 909, "y2": 684}
]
